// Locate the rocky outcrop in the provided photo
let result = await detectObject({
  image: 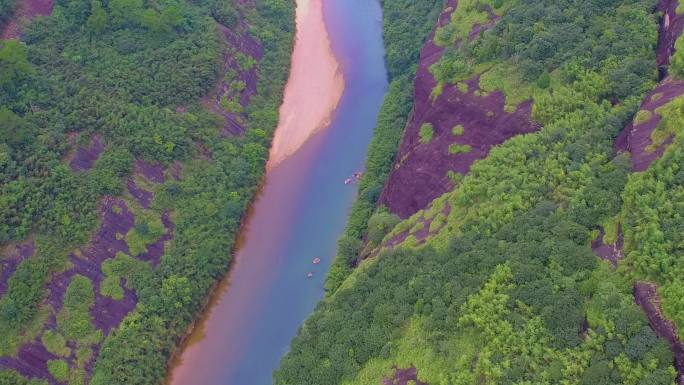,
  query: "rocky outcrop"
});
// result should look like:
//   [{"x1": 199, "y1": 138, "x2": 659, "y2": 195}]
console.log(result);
[
  {"x1": 615, "y1": 0, "x2": 684, "y2": 171},
  {"x1": 615, "y1": 79, "x2": 684, "y2": 171},
  {"x1": 655, "y1": 0, "x2": 684, "y2": 70},
  {"x1": 379, "y1": 1, "x2": 537, "y2": 218},
  {"x1": 0, "y1": 240, "x2": 34, "y2": 297},
  {"x1": 382, "y1": 366, "x2": 427, "y2": 385},
  {"x1": 208, "y1": 10, "x2": 263, "y2": 136},
  {"x1": 1, "y1": 0, "x2": 52, "y2": 39},
  {"x1": 634, "y1": 282, "x2": 684, "y2": 385},
  {"x1": 591, "y1": 225, "x2": 624, "y2": 266},
  {"x1": 69, "y1": 135, "x2": 105, "y2": 172}
]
